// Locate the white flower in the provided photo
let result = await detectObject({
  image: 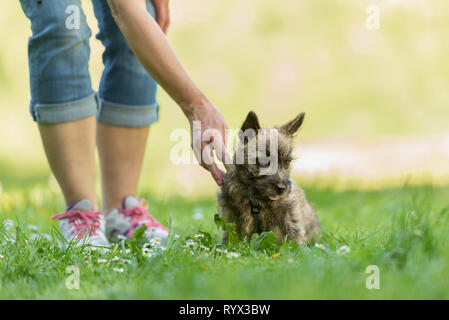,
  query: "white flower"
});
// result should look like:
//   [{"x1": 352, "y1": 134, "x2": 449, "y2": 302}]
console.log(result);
[
  {"x1": 27, "y1": 225, "x2": 38, "y2": 232},
  {"x1": 29, "y1": 234, "x2": 39, "y2": 241},
  {"x1": 194, "y1": 233, "x2": 204, "y2": 239},
  {"x1": 116, "y1": 235, "x2": 127, "y2": 240},
  {"x1": 2, "y1": 220, "x2": 14, "y2": 231},
  {"x1": 192, "y1": 209, "x2": 204, "y2": 221},
  {"x1": 226, "y1": 251, "x2": 240, "y2": 259},
  {"x1": 112, "y1": 256, "x2": 120, "y2": 262},
  {"x1": 113, "y1": 267, "x2": 125, "y2": 273},
  {"x1": 337, "y1": 245, "x2": 351, "y2": 255},
  {"x1": 0, "y1": 254, "x2": 4, "y2": 260},
  {"x1": 143, "y1": 251, "x2": 154, "y2": 258},
  {"x1": 184, "y1": 239, "x2": 197, "y2": 249},
  {"x1": 315, "y1": 243, "x2": 326, "y2": 250},
  {"x1": 174, "y1": 234, "x2": 180, "y2": 239},
  {"x1": 41, "y1": 233, "x2": 51, "y2": 241},
  {"x1": 149, "y1": 238, "x2": 161, "y2": 247},
  {"x1": 200, "y1": 245, "x2": 210, "y2": 252},
  {"x1": 97, "y1": 259, "x2": 107, "y2": 264},
  {"x1": 122, "y1": 259, "x2": 131, "y2": 264}
]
